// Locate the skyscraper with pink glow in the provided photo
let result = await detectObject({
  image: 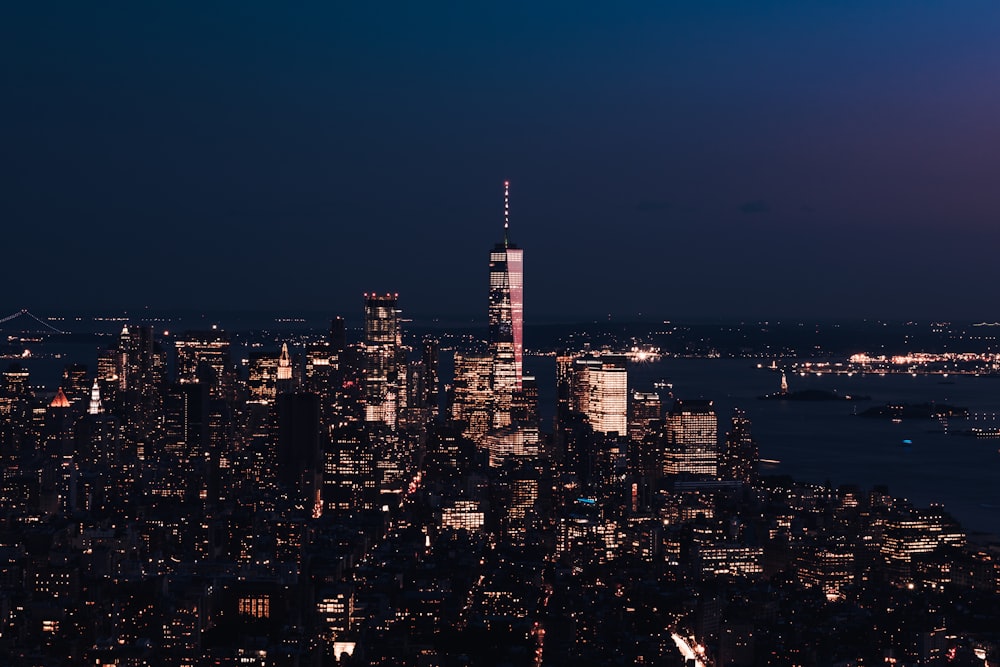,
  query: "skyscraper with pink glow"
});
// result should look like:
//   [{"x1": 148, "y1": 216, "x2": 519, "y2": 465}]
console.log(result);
[{"x1": 489, "y1": 181, "x2": 523, "y2": 428}]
